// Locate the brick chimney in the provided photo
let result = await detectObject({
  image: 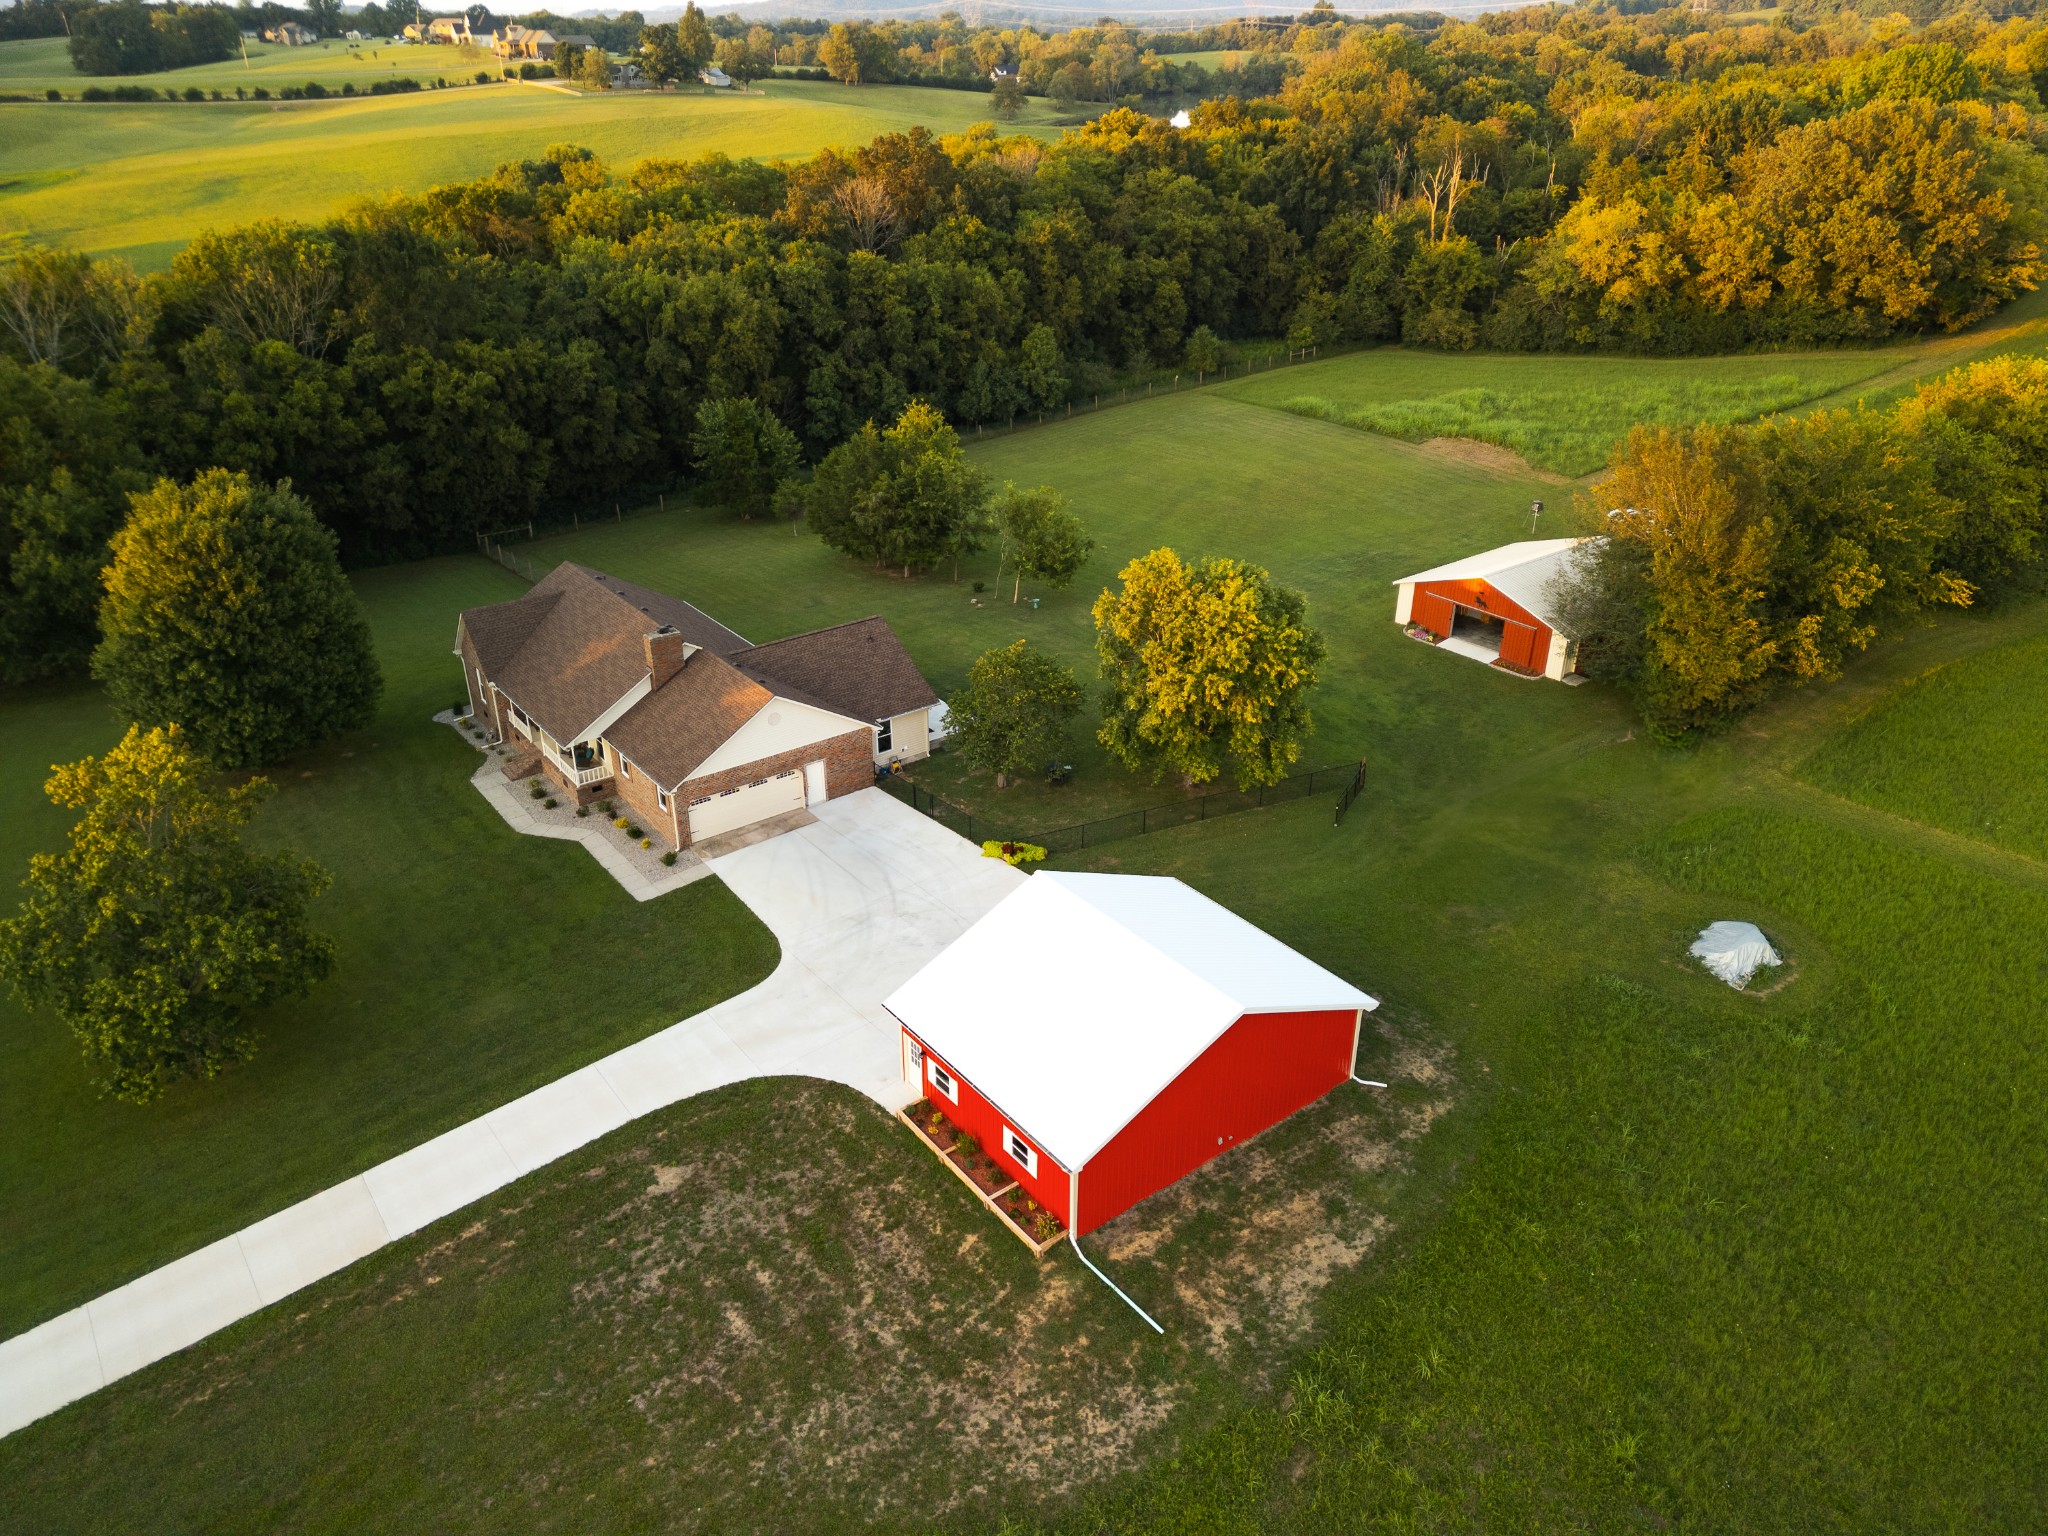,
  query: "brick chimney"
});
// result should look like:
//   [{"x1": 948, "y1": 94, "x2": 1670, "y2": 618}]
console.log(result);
[{"x1": 644, "y1": 625, "x2": 688, "y2": 688}]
